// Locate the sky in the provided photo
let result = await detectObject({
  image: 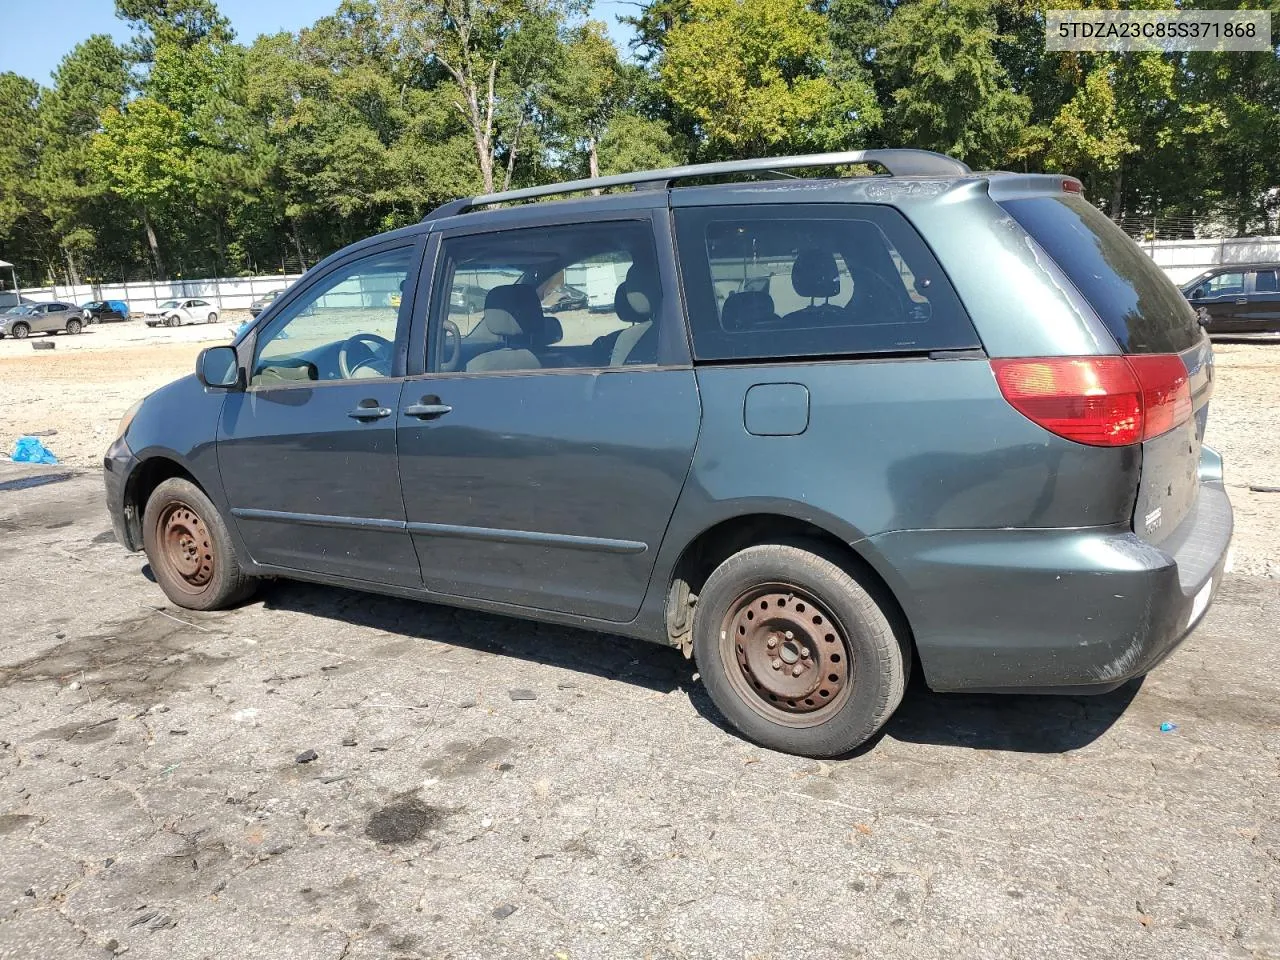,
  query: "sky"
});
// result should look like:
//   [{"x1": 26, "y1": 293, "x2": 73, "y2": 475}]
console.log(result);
[{"x1": 0, "y1": 0, "x2": 637, "y2": 85}]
